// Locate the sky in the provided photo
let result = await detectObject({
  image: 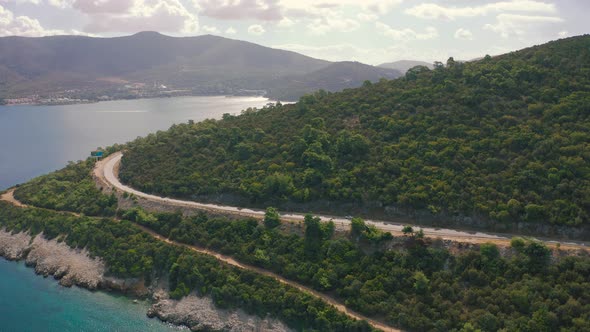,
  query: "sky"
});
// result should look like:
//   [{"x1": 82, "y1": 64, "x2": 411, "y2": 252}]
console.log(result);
[{"x1": 0, "y1": 0, "x2": 588, "y2": 65}]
